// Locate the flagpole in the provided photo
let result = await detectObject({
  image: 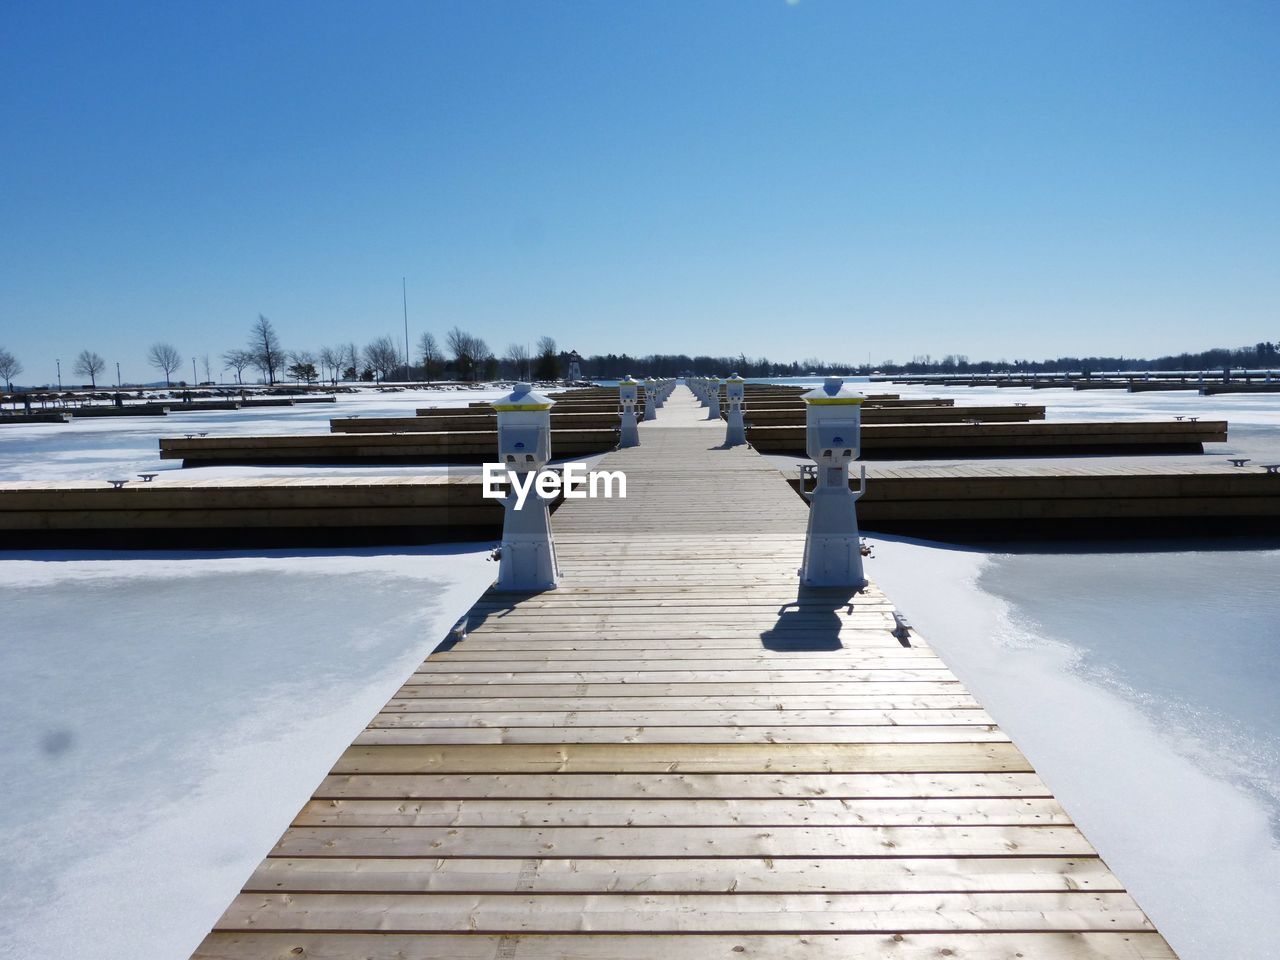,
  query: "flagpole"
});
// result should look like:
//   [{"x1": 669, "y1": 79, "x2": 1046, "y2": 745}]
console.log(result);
[{"x1": 402, "y1": 277, "x2": 410, "y2": 381}]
